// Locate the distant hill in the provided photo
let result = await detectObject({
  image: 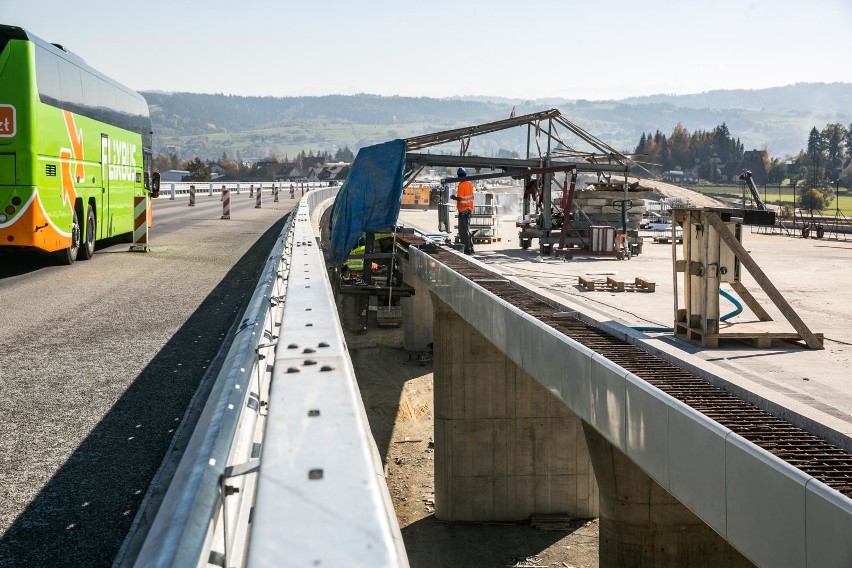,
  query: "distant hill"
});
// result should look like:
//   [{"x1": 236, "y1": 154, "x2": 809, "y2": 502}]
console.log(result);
[
  {"x1": 619, "y1": 82, "x2": 852, "y2": 114},
  {"x1": 143, "y1": 83, "x2": 852, "y2": 162}
]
